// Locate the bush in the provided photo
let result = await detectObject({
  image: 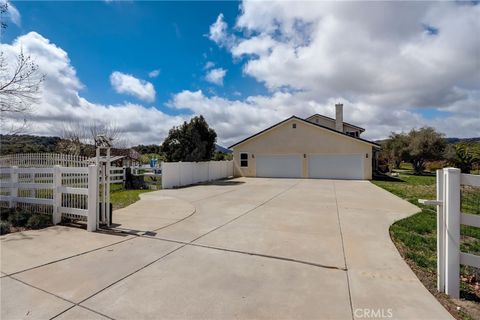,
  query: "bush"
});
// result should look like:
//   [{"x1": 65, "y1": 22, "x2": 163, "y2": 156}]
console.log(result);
[
  {"x1": 26, "y1": 214, "x2": 52, "y2": 230},
  {"x1": 426, "y1": 160, "x2": 447, "y2": 172},
  {"x1": 0, "y1": 220, "x2": 11, "y2": 235},
  {"x1": 8, "y1": 209, "x2": 31, "y2": 227}
]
